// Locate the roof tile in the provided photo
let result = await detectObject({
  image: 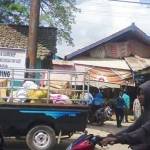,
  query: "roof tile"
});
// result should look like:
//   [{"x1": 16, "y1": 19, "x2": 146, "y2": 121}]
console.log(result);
[{"x1": 0, "y1": 24, "x2": 57, "y2": 59}]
